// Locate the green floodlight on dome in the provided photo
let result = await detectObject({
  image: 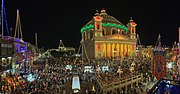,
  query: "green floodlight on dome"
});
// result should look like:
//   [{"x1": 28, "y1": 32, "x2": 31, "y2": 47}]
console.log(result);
[{"x1": 81, "y1": 23, "x2": 128, "y2": 33}]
